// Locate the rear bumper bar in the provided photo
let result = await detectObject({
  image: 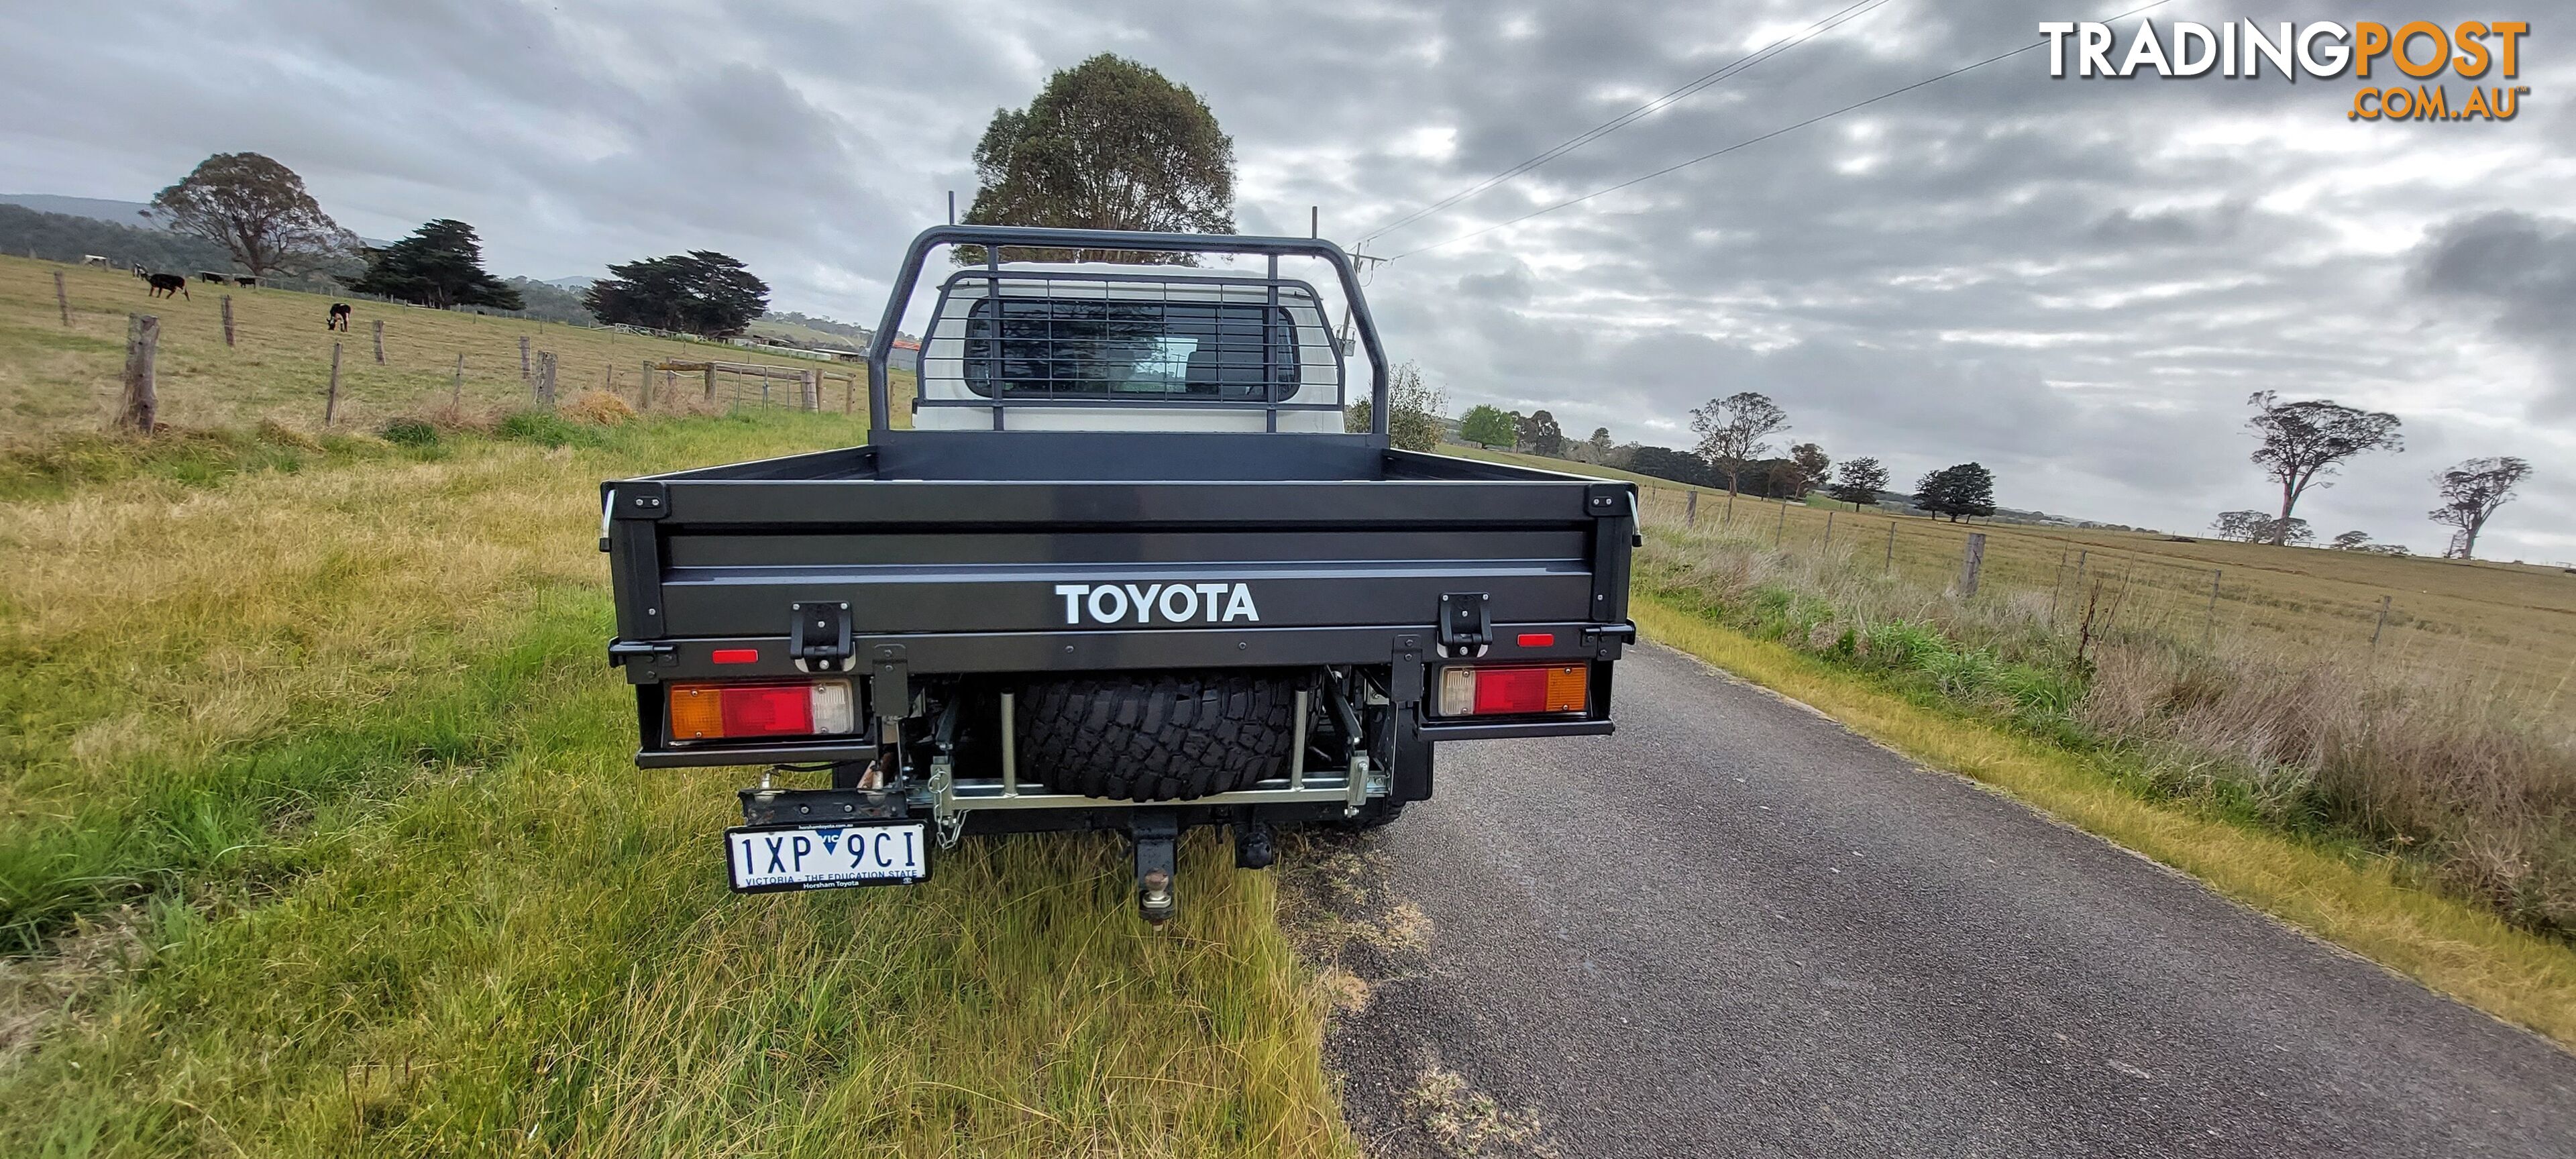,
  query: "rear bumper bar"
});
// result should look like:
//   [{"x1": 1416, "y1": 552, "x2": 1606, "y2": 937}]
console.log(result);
[{"x1": 612, "y1": 619, "x2": 1631, "y2": 683}]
